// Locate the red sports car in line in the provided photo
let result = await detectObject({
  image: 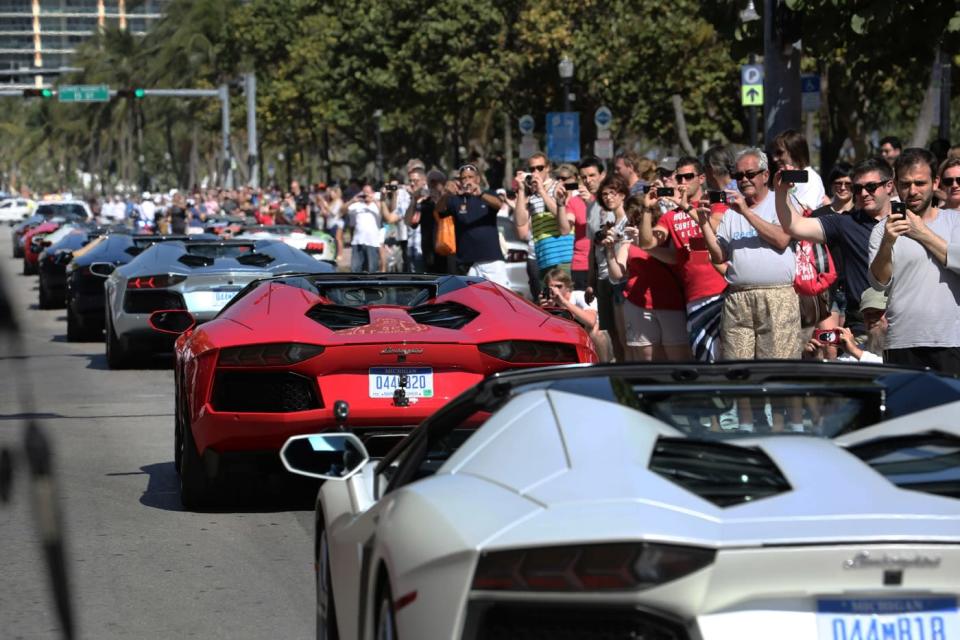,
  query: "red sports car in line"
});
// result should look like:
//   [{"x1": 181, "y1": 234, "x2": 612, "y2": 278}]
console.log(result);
[{"x1": 154, "y1": 273, "x2": 597, "y2": 508}]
